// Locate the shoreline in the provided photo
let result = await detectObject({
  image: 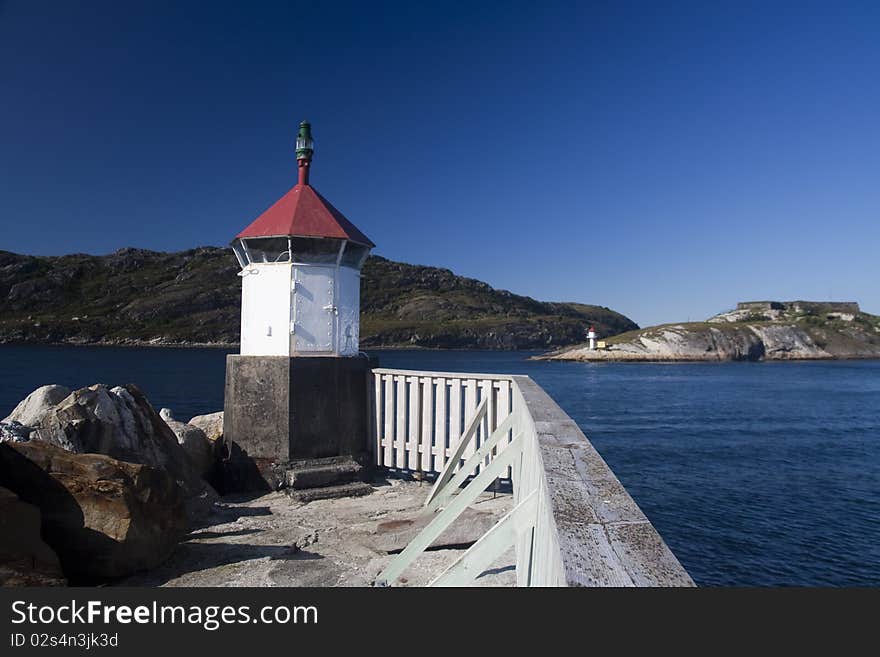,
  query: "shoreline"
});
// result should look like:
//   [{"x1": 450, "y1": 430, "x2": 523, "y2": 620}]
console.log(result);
[
  {"x1": 534, "y1": 352, "x2": 880, "y2": 363},
  {"x1": 0, "y1": 339, "x2": 238, "y2": 350},
  {"x1": 0, "y1": 339, "x2": 547, "y2": 353},
  {"x1": 2, "y1": 339, "x2": 877, "y2": 361}
]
